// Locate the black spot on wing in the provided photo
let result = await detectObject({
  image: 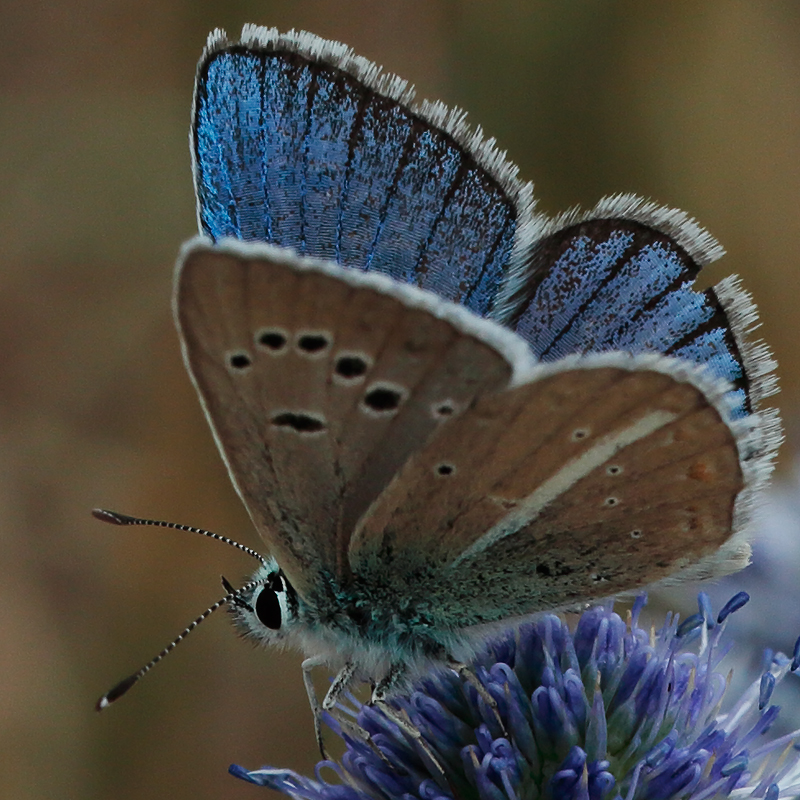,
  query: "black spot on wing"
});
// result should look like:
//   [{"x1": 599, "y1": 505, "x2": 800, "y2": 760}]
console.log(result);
[{"x1": 271, "y1": 411, "x2": 327, "y2": 433}]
